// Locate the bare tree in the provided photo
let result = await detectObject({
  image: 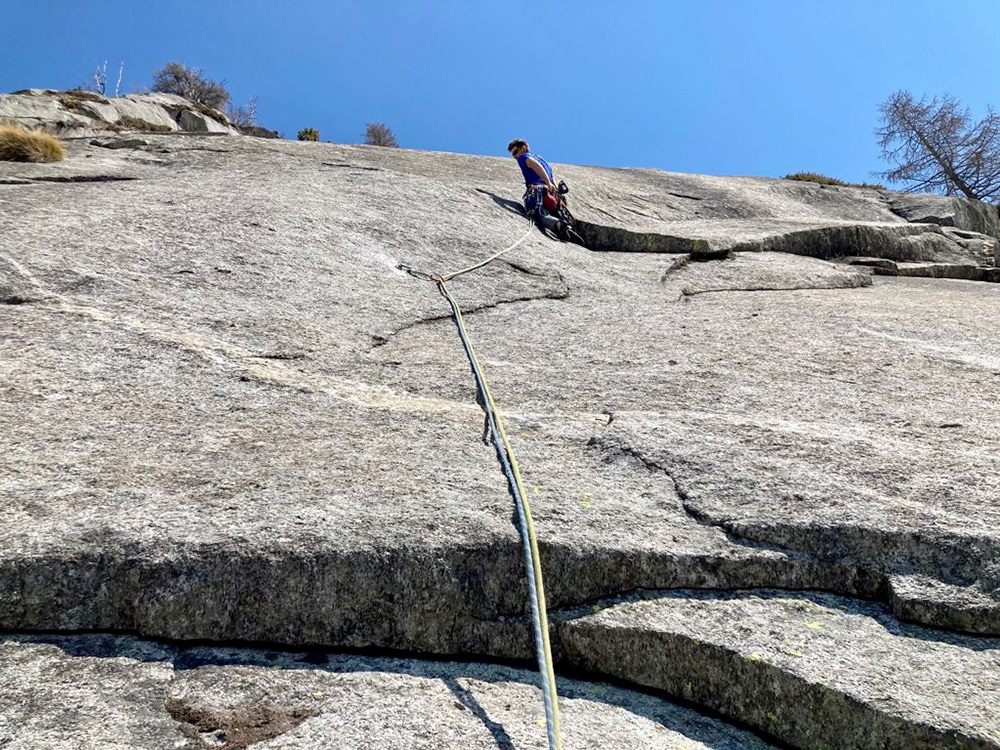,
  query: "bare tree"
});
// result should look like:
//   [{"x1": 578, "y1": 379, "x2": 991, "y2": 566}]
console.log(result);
[
  {"x1": 876, "y1": 90, "x2": 1000, "y2": 202},
  {"x1": 86, "y1": 61, "x2": 123, "y2": 97},
  {"x1": 364, "y1": 122, "x2": 398, "y2": 147},
  {"x1": 92, "y1": 61, "x2": 107, "y2": 95},
  {"x1": 226, "y1": 96, "x2": 258, "y2": 130},
  {"x1": 152, "y1": 62, "x2": 230, "y2": 110}
]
